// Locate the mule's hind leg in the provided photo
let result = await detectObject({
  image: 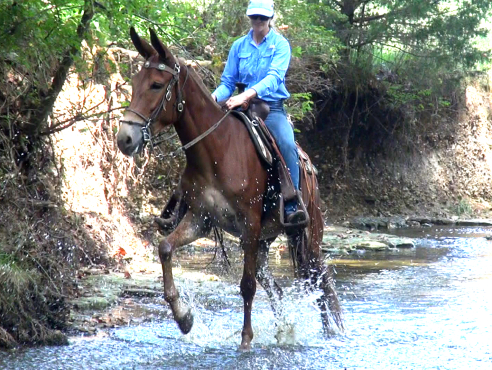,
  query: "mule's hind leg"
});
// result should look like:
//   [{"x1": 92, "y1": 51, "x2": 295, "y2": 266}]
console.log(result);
[
  {"x1": 289, "y1": 230, "x2": 343, "y2": 335},
  {"x1": 316, "y1": 263, "x2": 343, "y2": 334},
  {"x1": 159, "y1": 211, "x2": 210, "y2": 334},
  {"x1": 255, "y1": 238, "x2": 284, "y2": 319}
]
